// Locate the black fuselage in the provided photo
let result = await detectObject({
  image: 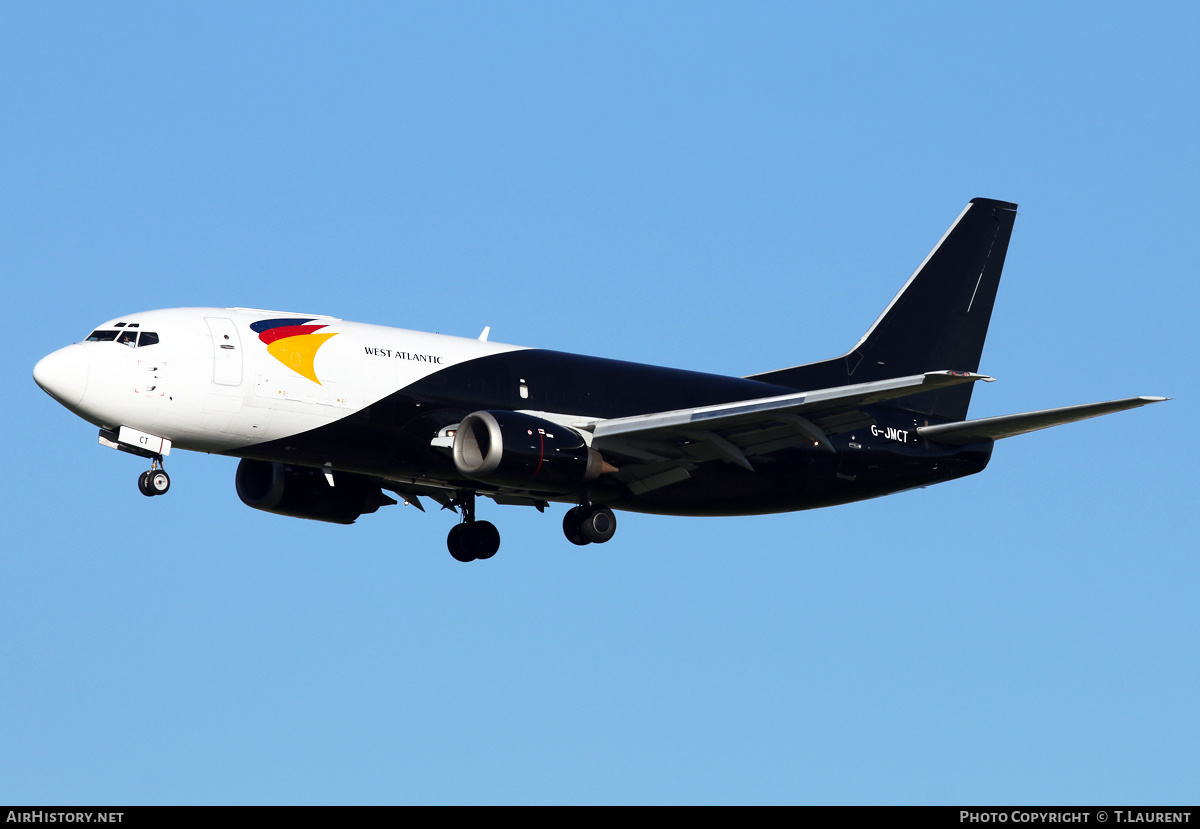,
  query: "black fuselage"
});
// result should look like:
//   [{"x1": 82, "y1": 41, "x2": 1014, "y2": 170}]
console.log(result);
[{"x1": 237, "y1": 348, "x2": 993, "y2": 516}]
